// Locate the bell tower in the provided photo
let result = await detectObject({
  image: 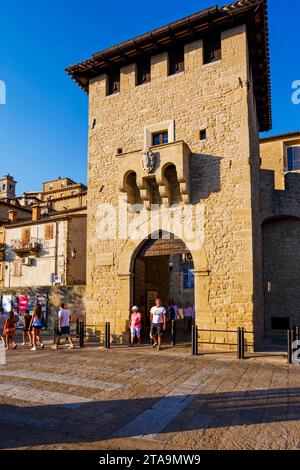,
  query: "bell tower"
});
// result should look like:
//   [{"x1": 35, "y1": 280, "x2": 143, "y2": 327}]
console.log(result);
[{"x1": 0, "y1": 175, "x2": 17, "y2": 201}]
